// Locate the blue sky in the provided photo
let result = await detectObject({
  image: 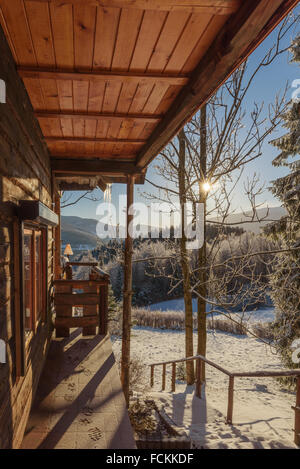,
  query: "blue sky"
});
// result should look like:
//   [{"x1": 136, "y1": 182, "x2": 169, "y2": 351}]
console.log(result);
[{"x1": 62, "y1": 8, "x2": 300, "y2": 222}]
